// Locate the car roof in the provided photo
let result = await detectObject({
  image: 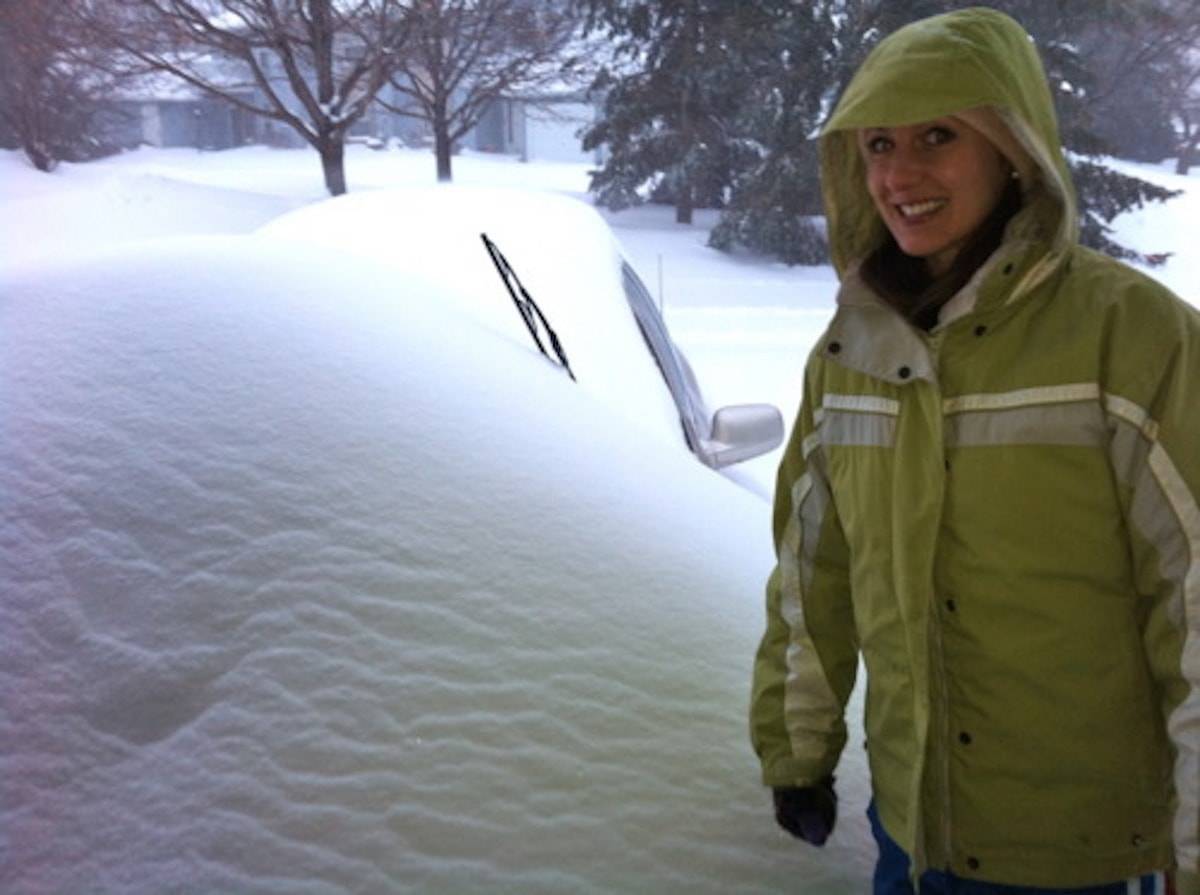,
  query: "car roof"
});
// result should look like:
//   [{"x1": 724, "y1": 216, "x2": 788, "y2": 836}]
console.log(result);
[{"x1": 258, "y1": 184, "x2": 688, "y2": 450}]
